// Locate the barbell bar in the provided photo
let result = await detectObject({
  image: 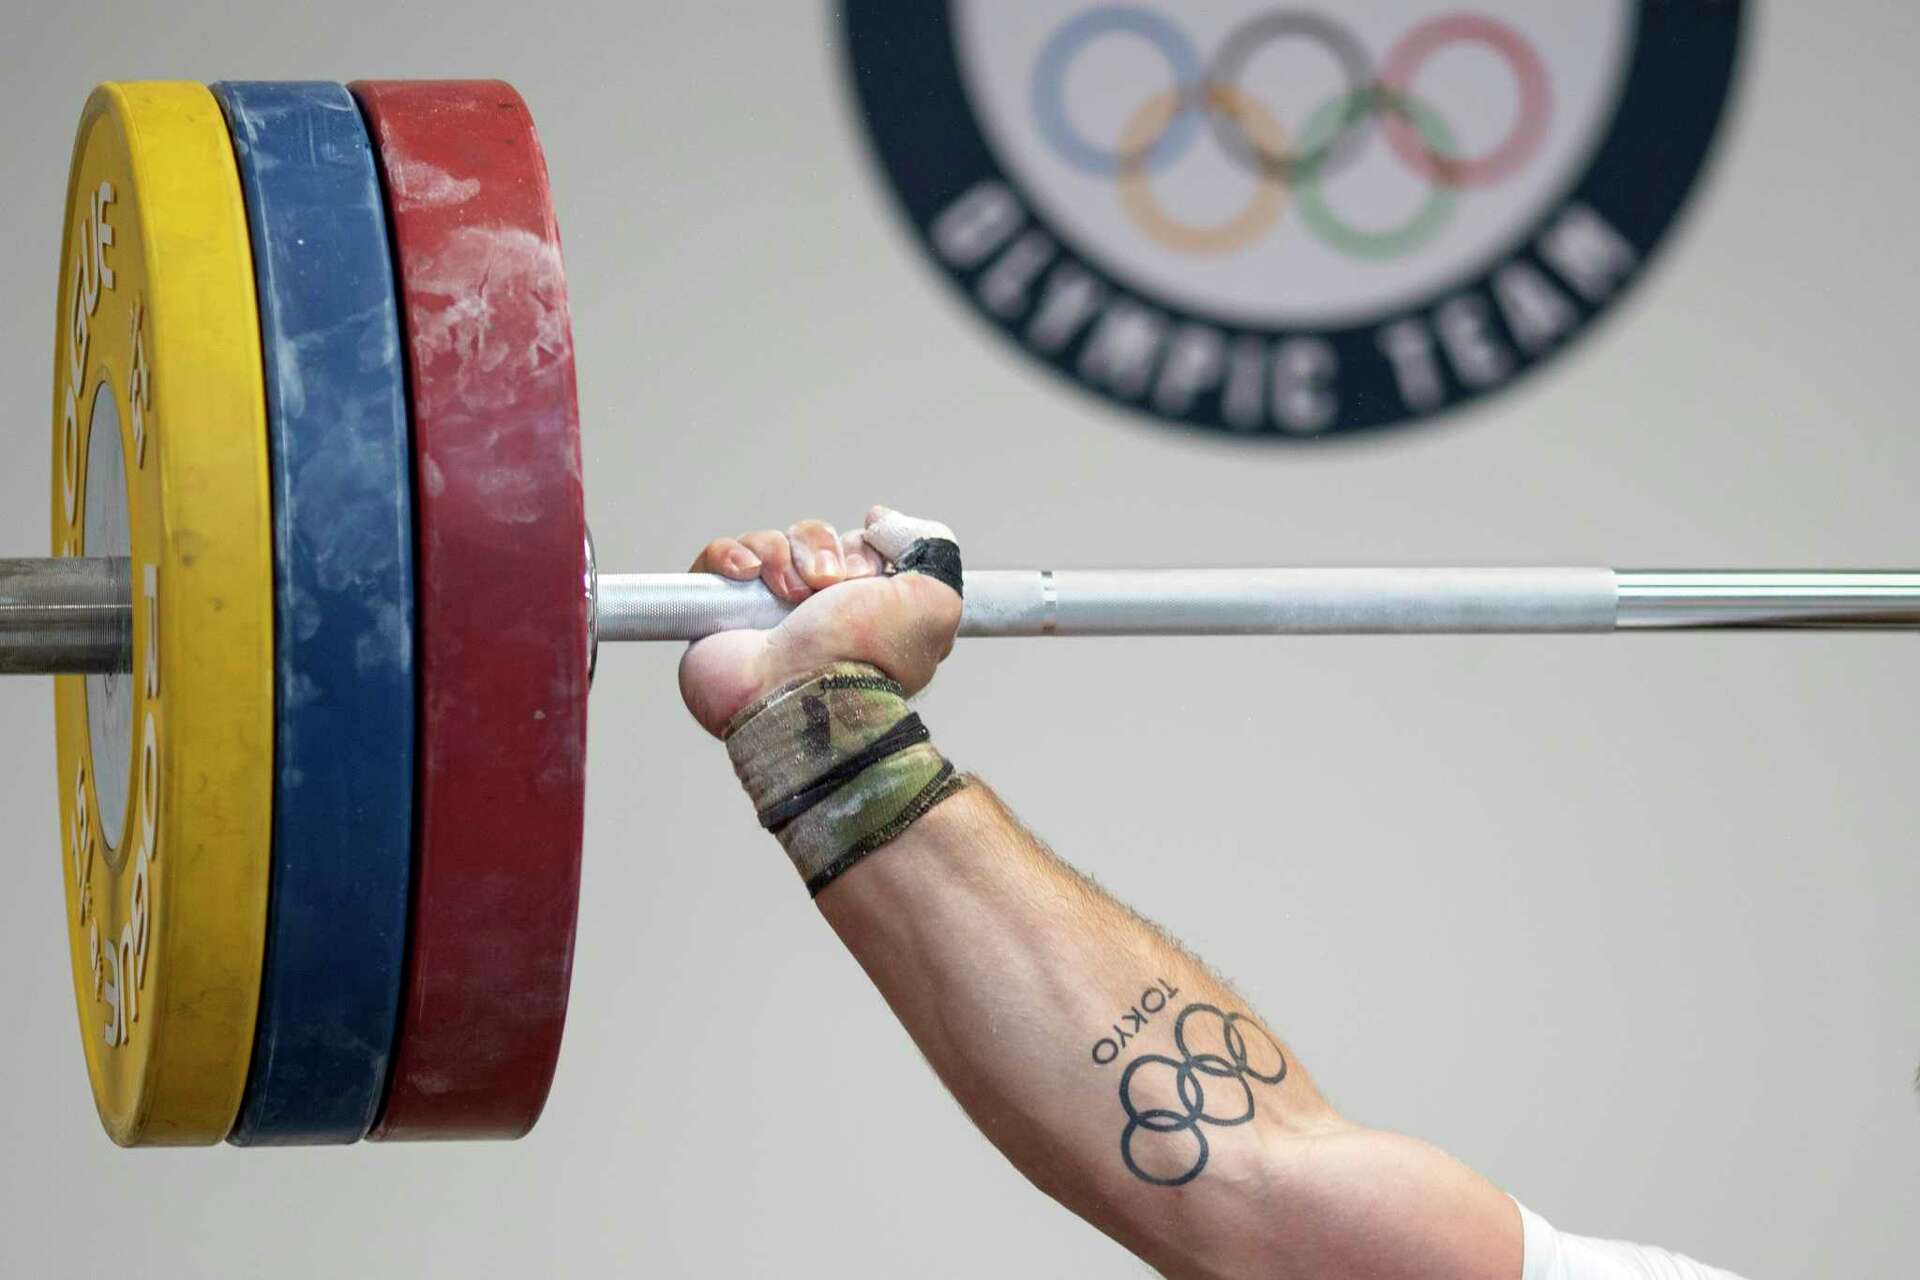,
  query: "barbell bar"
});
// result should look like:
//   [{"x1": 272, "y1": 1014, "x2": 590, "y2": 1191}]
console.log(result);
[
  {"x1": 34, "y1": 77, "x2": 1918, "y2": 1152},
  {"x1": 7, "y1": 557, "x2": 1920, "y2": 678}
]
